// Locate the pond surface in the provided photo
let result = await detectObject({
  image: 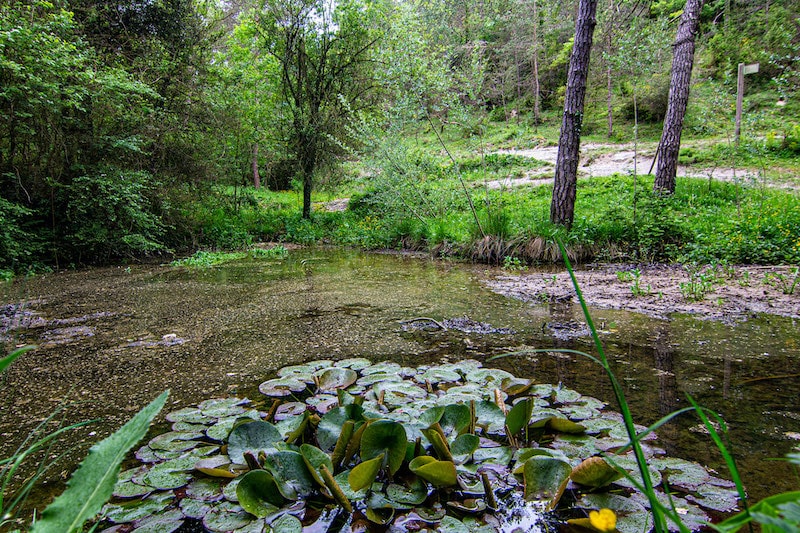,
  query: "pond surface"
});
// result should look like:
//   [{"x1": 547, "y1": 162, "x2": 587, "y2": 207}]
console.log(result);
[{"x1": 1, "y1": 248, "x2": 798, "y2": 518}]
